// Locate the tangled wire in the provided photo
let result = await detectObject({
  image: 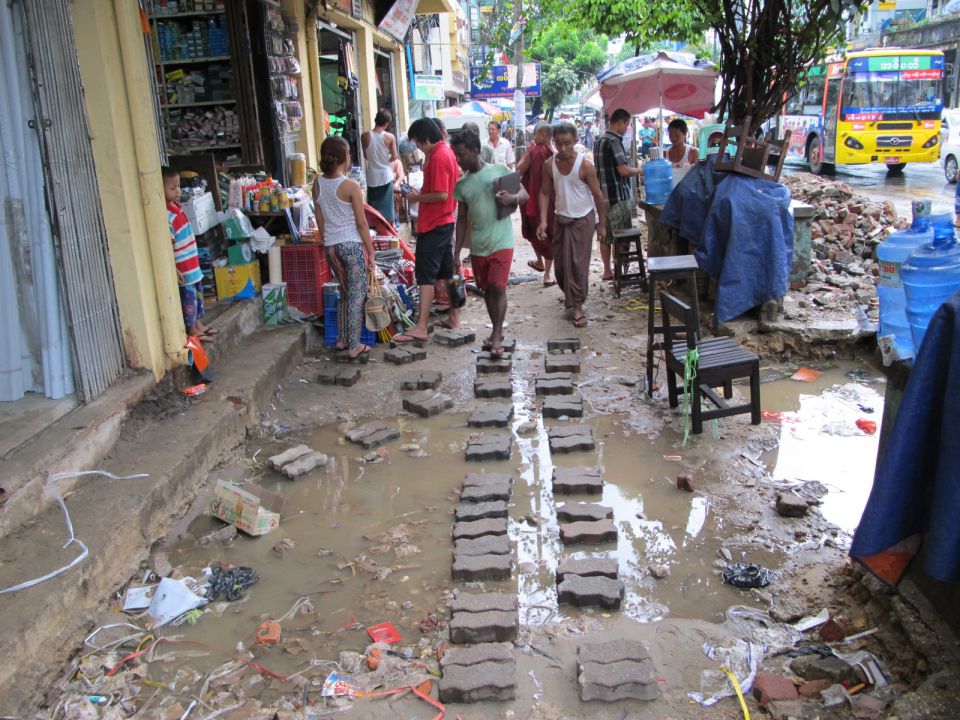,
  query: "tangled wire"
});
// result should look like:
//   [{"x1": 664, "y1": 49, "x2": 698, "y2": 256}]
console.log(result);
[{"x1": 207, "y1": 565, "x2": 259, "y2": 601}]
